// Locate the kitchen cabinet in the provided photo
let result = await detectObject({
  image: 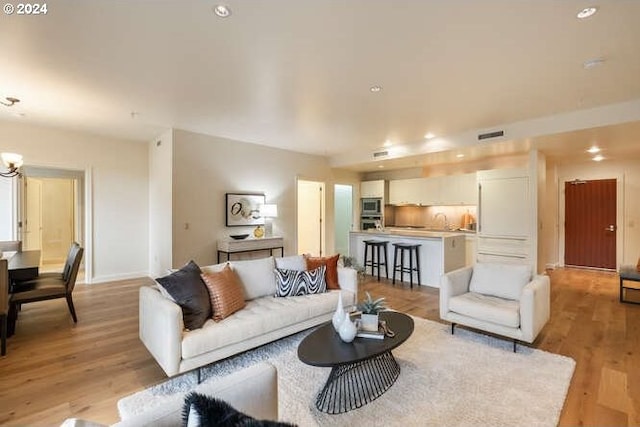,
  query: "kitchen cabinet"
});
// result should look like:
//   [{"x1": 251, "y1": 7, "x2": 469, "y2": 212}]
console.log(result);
[
  {"x1": 477, "y1": 168, "x2": 535, "y2": 268},
  {"x1": 465, "y1": 234, "x2": 476, "y2": 266},
  {"x1": 360, "y1": 180, "x2": 386, "y2": 198},
  {"x1": 389, "y1": 173, "x2": 477, "y2": 206},
  {"x1": 389, "y1": 178, "x2": 424, "y2": 205}
]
